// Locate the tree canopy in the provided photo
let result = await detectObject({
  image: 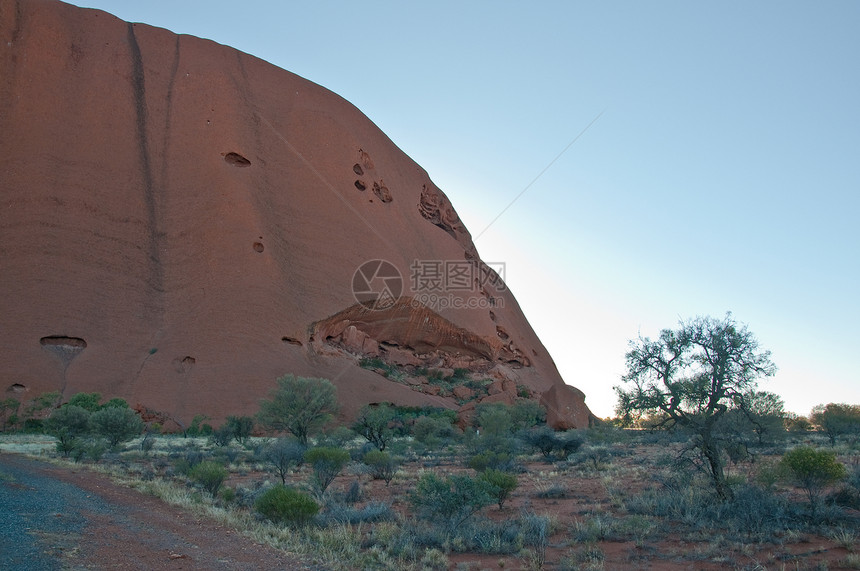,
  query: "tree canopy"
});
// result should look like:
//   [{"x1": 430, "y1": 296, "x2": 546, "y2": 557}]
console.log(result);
[
  {"x1": 615, "y1": 314, "x2": 776, "y2": 499},
  {"x1": 257, "y1": 375, "x2": 339, "y2": 445}
]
